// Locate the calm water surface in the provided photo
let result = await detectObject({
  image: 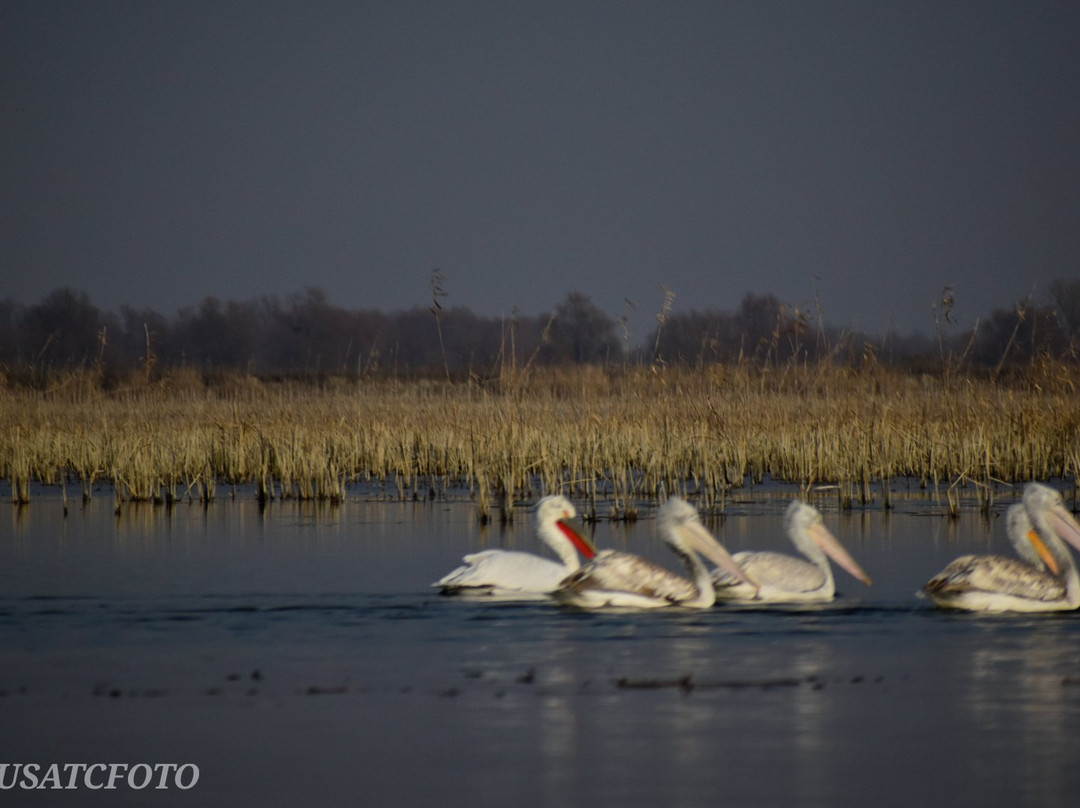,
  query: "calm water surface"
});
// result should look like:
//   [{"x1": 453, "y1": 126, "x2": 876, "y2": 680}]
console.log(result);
[{"x1": 2, "y1": 483, "x2": 1080, "y2": 807}]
